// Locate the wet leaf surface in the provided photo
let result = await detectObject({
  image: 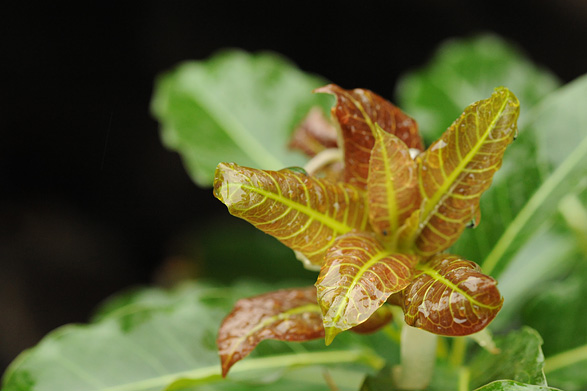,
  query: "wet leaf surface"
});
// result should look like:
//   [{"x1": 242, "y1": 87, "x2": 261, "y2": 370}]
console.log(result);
[
  {"x1": 401, "y1": 254, "x2": 503, "y2": 336},
  {"x1": 410, "y1": 87, "x2": 519, "y2": 256},
  {"x1": 315, "y1": 84, "x2": 422, "y2": 189},
  {"x1": 217, "y1": 287, "x2": 324, "y2": 377},
  {"x1": 315, "y1": 232, "x2": 417, "y2": 344},
  {"x1": 214, "y1": 162, "x2": 369, "y2": 266}
]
